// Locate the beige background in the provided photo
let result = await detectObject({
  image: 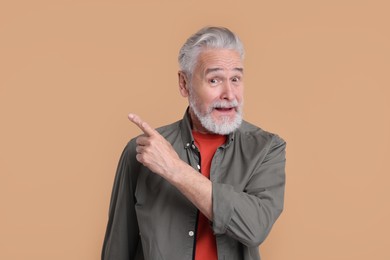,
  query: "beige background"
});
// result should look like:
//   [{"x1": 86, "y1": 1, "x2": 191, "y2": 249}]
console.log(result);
[{"x1": 1, "y1": 0, "x2": 389, "y2": 259}]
